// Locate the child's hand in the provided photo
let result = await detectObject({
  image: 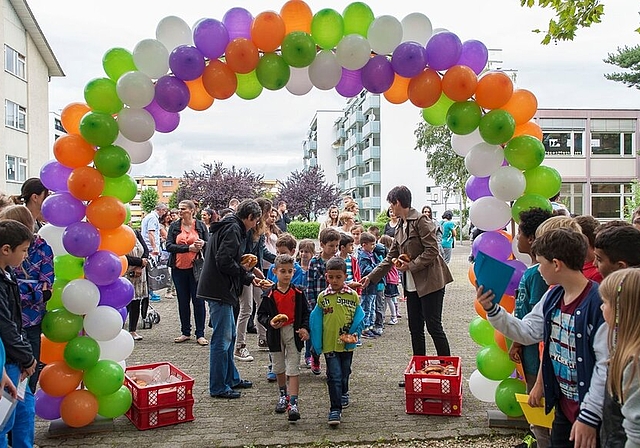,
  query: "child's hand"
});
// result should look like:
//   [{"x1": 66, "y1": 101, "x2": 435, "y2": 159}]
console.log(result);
[
  {"x1": 347, "y1": 281, "x2": 362, "y2": 289},
  {"x1": 296, "y1": 328, "x2": 309, "y2": 341},
  {"x1": 476, "y1": 285, "x2": 496, "y2": 311},
  {"x1": 508, "y1": 342, "x2": 523, "y2": 363},
  {"x1": 527, "y1": 380, "x2": 544, "y2": 407},
  {"x1": 570, "y1": 420, "x2": 597, "y2": 448},
  {"x1": 1, "y1": 369, "x2": 16, "y2": 400}
]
